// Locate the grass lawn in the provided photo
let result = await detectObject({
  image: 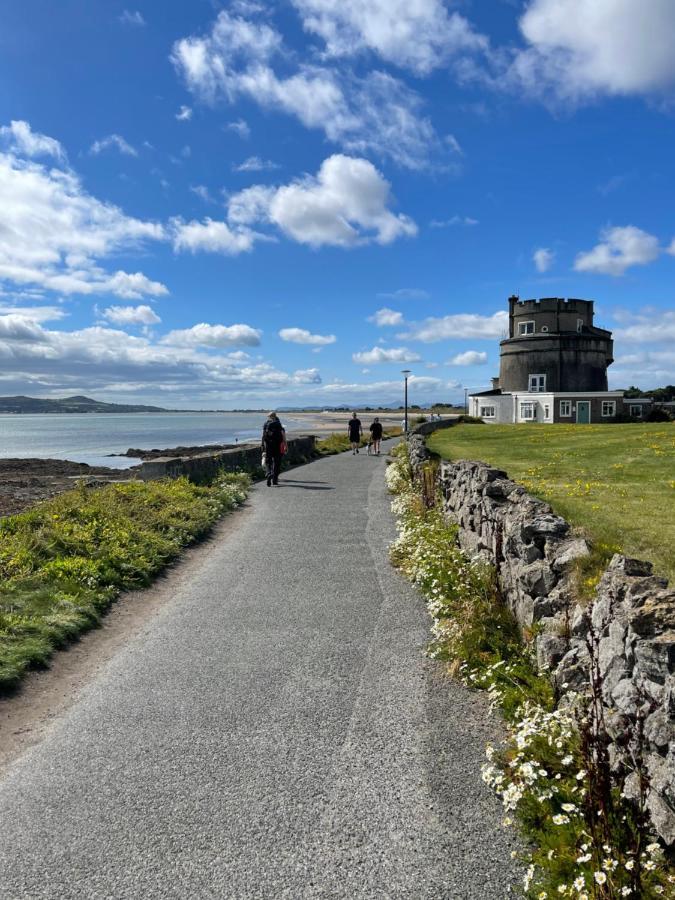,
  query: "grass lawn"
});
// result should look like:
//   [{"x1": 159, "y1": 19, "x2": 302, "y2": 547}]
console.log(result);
[{"x1": 427, "y1": 422, "x2": 675, "y2": 584}]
